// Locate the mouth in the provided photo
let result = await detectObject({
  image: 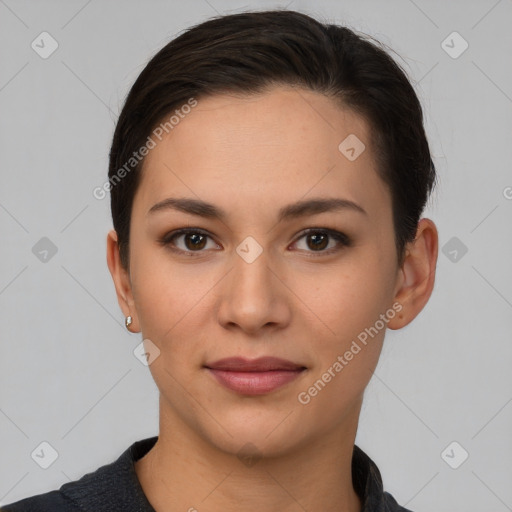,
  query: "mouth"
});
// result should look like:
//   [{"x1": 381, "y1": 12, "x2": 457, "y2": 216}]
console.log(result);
[{"x1": 204, "y1": 357, "x2": 307, "y2": 395}]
